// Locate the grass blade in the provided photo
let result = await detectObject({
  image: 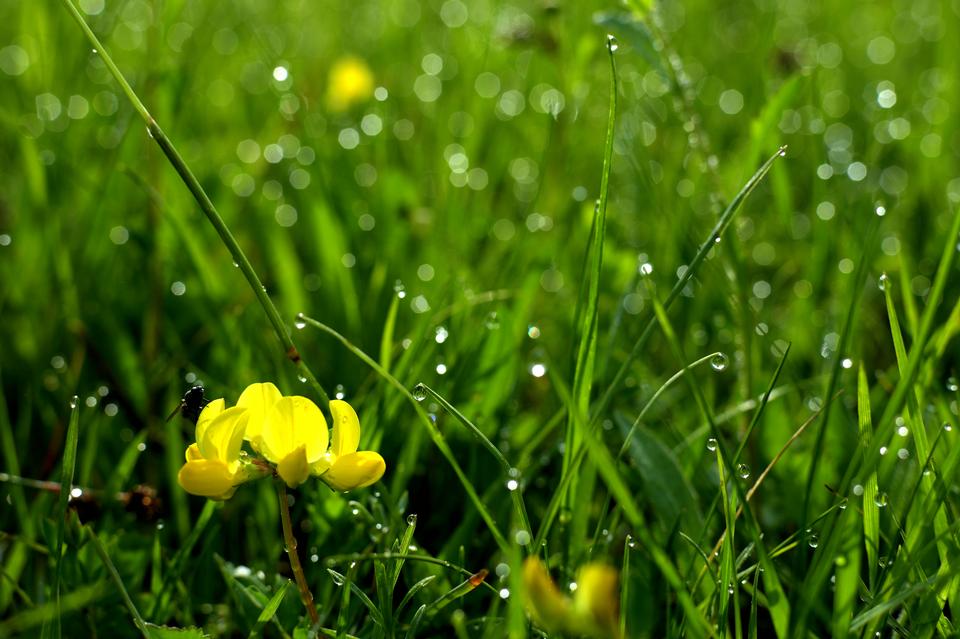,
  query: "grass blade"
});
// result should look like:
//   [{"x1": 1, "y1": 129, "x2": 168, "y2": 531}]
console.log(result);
[{"x1": 42, "y1": 395, "x2": 80, "y2": 639}]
